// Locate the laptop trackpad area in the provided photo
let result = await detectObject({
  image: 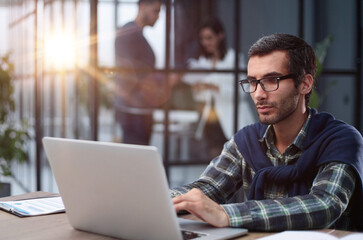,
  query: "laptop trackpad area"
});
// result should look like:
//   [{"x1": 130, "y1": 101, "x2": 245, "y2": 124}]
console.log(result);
[{"x1": 178, "y1": 218, "x2": 248, "y2": 240}]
